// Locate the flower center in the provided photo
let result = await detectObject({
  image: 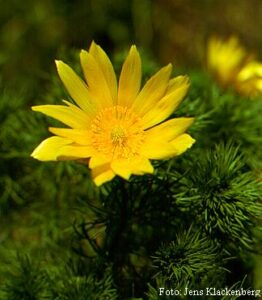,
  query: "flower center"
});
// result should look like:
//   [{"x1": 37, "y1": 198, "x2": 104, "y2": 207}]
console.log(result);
[
  {"x1": 110, "y1": 126, "x2": 127, "y2": 145},
  {"x1": 91, "y1": 106, "x2": 144, "y2": 159}
]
